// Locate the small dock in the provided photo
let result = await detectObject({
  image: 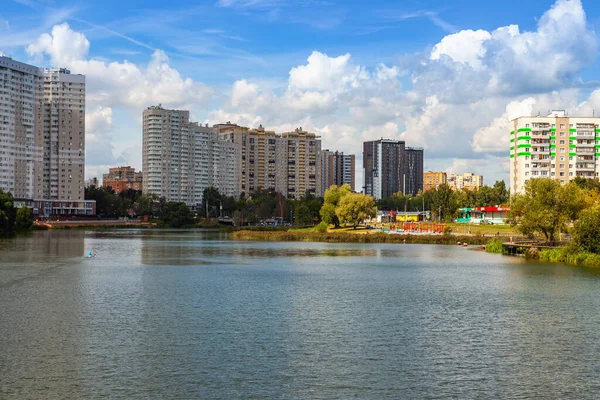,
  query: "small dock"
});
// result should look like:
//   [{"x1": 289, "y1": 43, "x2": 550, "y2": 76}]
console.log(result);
[{"x1": 502, "y1": 240, "x2": 566, "y2": 255}]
